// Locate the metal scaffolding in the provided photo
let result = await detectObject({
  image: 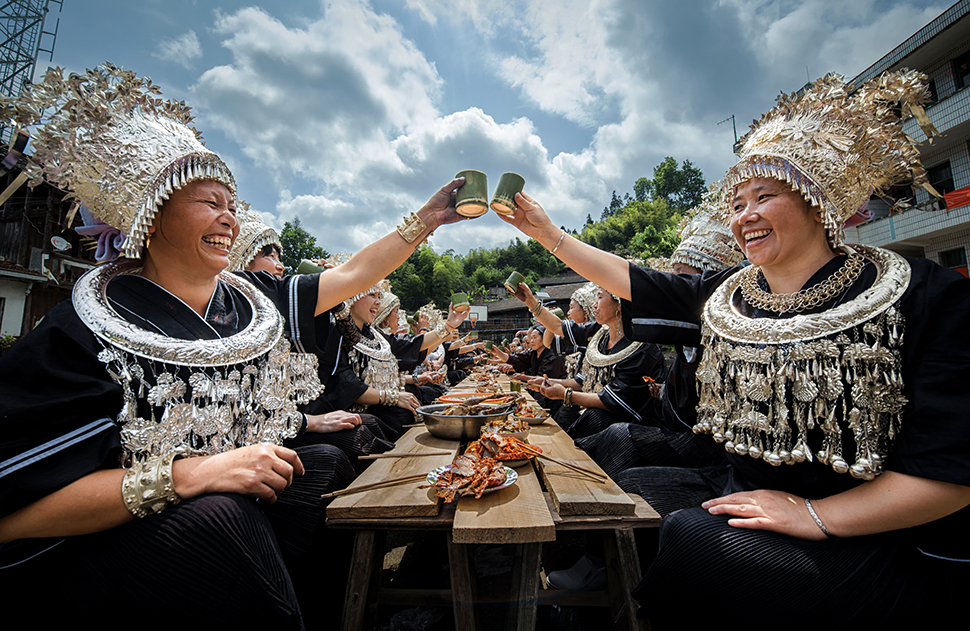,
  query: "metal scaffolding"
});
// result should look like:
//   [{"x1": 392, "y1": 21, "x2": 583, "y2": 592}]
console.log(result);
[{"x1": 0, "y1": 0, "x2": 61, "y2": 142}]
